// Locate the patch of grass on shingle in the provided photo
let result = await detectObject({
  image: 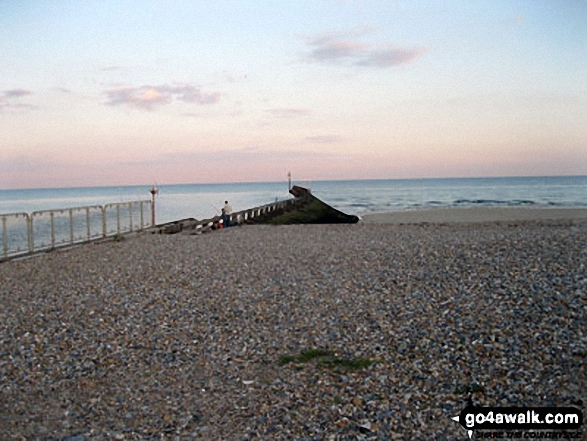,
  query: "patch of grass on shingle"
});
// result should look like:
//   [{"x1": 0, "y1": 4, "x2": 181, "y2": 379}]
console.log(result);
[
  {"x1": 278, "y1": 349, "x2": 374, "y2": 371},
  {"x1": 297, "y1": 348, "x2": 333, "y2": 362},
  {"x1": 319, "y1": 357, "x2": 375, "y2": 370},
  {"x1": 278, "y1": 355, "x2": 297, "y2": 366}
]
